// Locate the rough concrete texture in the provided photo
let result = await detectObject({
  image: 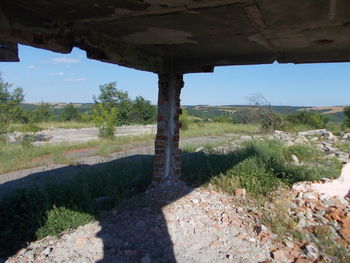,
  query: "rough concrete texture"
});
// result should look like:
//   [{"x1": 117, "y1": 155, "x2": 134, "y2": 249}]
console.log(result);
[
  {"x1": 2, "y1": 1, "x2": 350, "y2": 72},
  {"x1": 5, "y1": 183, "x2": 272, "y2": 263}
]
